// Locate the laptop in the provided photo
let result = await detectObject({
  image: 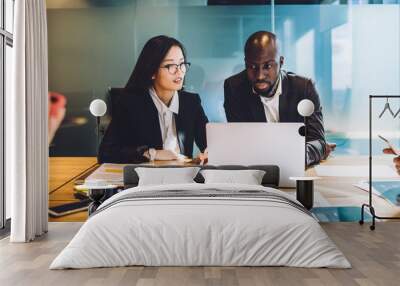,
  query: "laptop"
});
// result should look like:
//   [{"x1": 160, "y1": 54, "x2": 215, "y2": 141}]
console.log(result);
[{"x1": 206, "y1": 123, "x2": 305, "y2": 187}]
